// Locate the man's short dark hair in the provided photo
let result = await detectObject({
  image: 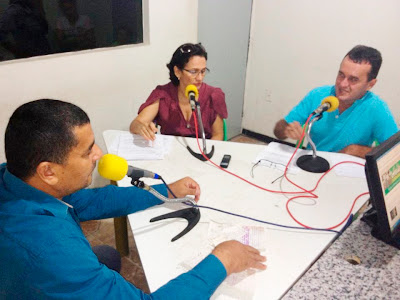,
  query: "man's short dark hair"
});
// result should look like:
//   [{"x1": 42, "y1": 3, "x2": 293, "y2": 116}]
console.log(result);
[
  {"x1": 5, "y1": 99, "x2": 90, "y2": 180},
  {"x1": 346, "y1": 45, "x2": 382, "y2": 81}
]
